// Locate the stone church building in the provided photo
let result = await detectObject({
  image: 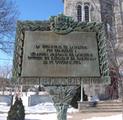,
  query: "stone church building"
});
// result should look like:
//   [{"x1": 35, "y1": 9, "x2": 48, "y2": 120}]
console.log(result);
[{"x1": 62, "y1": 0, "x2": 123, "y2": 100}]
